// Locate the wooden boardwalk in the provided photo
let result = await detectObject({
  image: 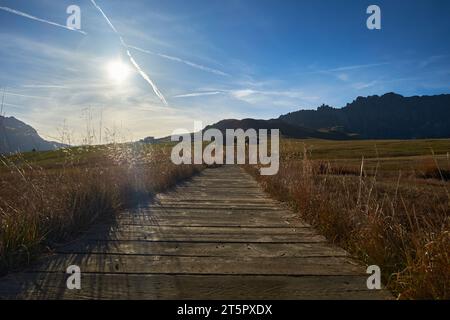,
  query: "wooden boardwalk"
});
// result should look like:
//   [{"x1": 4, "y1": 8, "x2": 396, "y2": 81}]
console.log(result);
[{"x1": 0, "y1": 166, "x2": 389, "y2": 299}]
